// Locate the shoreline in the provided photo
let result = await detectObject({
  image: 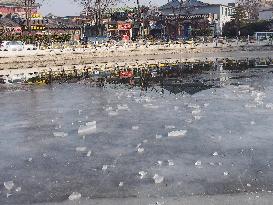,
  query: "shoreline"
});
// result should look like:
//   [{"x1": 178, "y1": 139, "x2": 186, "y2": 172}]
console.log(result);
[{"x1": 0, "y1": 43, "x2": 272, "y2": 76}]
